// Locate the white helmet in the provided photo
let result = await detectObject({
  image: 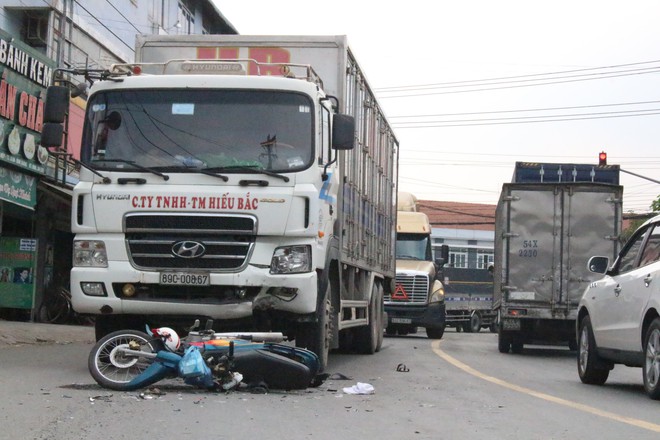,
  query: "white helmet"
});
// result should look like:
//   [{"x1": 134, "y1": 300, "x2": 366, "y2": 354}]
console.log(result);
[{"x1": 153, "y1": 327, "x2": 181, "y2": 352}]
